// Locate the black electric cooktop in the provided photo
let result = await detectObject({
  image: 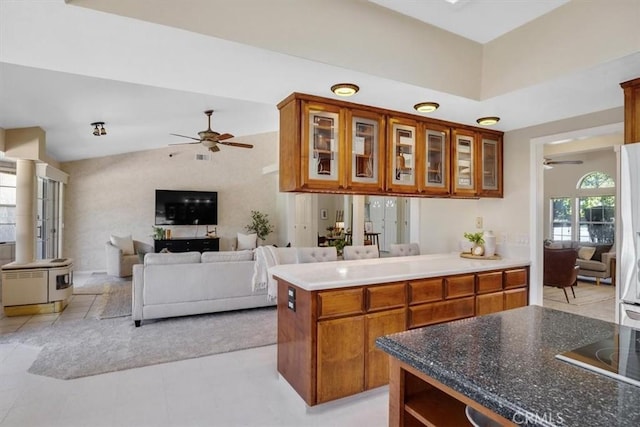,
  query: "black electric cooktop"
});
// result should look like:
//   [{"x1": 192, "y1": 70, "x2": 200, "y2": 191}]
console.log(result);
[{"x1": 556, "y1": 329, "x2": 640, "y2": 388}]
